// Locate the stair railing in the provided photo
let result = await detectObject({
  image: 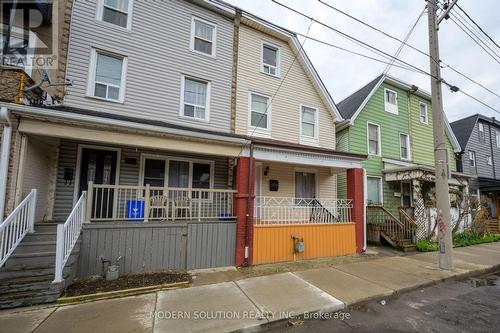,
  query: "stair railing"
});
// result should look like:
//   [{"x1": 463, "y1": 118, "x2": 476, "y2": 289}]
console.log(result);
[
  {"x1": 0, "y1": 189, "x2": 37, "y2": 267},
  {"x1": 398, "y1": 208, "x2": 418, "y2": 241},
  {"x1": 366, "y1": 205, "x2": 404, "y2": 239},
  {"x1": 54, "y1": 191, "x2": 86, "y2": 283}
]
